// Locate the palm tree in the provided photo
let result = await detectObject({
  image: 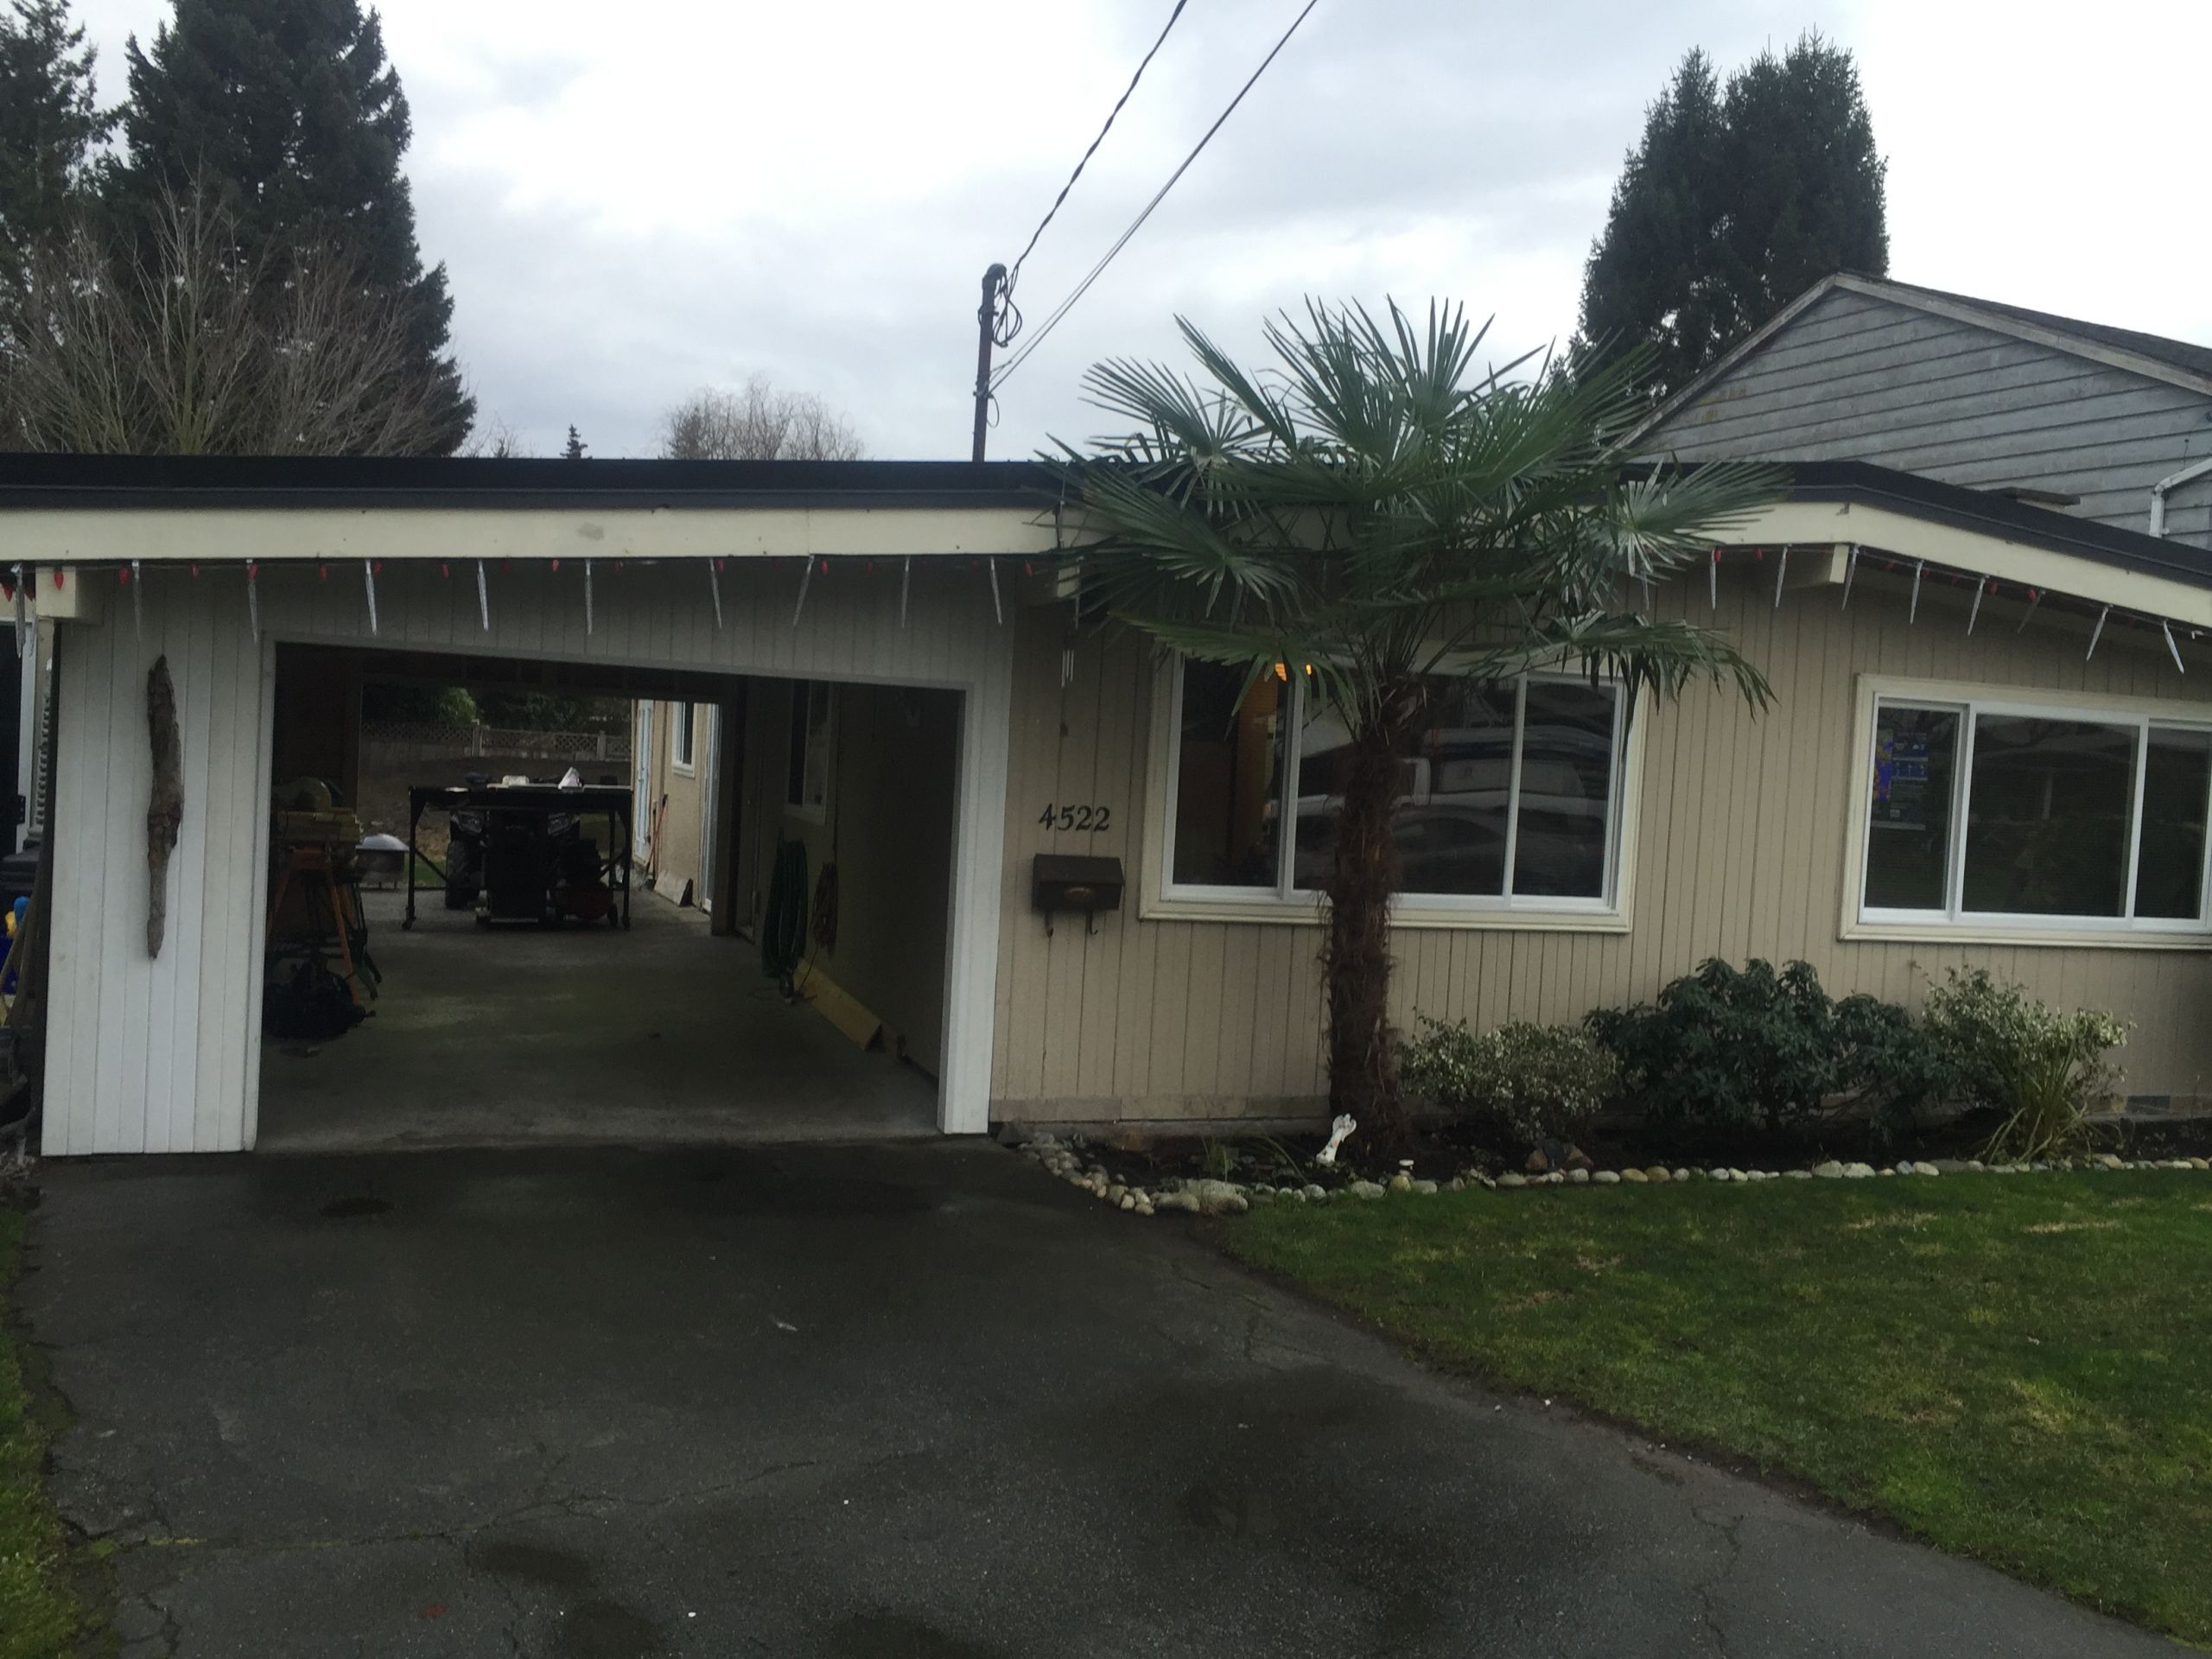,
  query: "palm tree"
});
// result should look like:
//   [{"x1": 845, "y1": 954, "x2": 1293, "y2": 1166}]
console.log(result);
[{"x1": 1054, "y1": 300, "x2": 1781, "y2": 1148}]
